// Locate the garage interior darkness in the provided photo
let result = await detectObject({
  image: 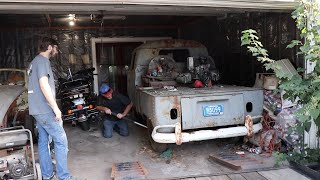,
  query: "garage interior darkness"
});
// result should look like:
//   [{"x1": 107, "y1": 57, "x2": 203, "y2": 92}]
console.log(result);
[
  {"x1": 2, "y1": 1, "x2": 316, "y2": 179},
  {"x1": 0, "y1": 11, "x2": 300, "y2": 94}
]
